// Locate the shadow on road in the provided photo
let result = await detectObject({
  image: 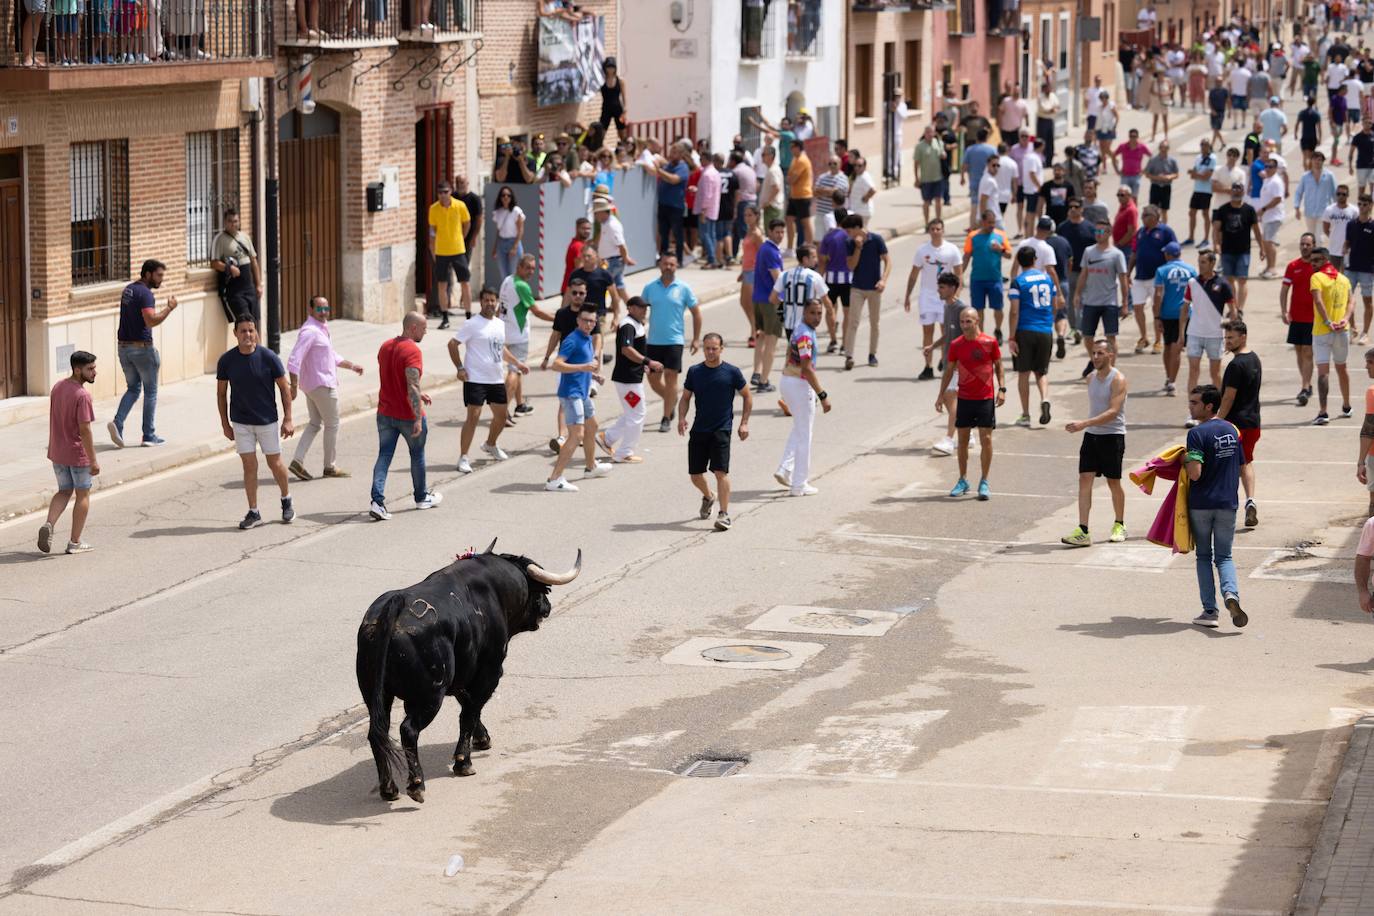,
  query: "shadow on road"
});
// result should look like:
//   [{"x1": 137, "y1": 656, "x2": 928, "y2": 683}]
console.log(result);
[
  {"x1": 129, "y1": 525, "x2": 229, "y2": 538},
  {"x1": 1058, "y1": 616, "x2": 1243, "y2": 638},
  {"x1": 0, "y1": 551, "x2": 53, "y2": 565},
  {"x1": 269, "y1": 741, "x2": 470, "y2": 827},
  {"x1": 1317, "y1": 658, "x2": 1374, "y2": 676}
]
